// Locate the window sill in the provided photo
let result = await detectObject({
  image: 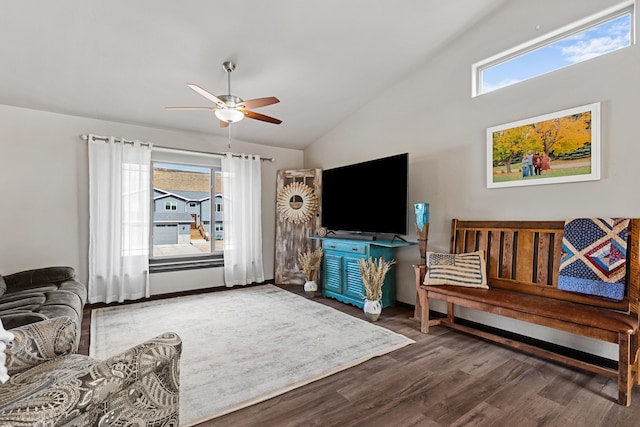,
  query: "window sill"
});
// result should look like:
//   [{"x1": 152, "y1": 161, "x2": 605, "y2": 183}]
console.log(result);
[{"x1": 149, "y1": 256, "x2": 223, "y2": 273}]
